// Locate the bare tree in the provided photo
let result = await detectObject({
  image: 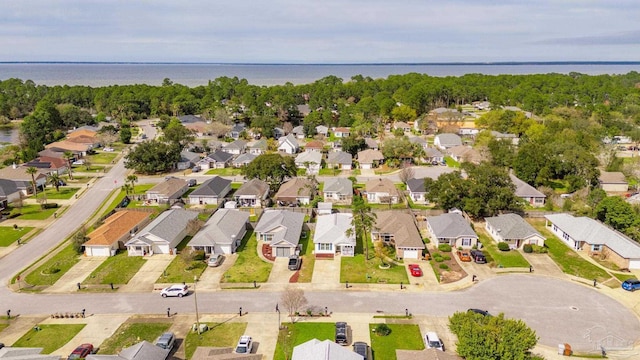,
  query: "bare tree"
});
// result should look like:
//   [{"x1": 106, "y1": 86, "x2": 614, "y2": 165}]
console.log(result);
[
  {"x1": 207, "y1": 122, "x2": 232, "y2": 138},
  {"x1": 280, "y1": 287, "x2": 308, "y2": 323},
  {"x1": 399, "y1": 165, "x2": 415, "y2": 184},
  {"x1": 214, "y1": 108, "x2": 231, "y2": 125},
  {"x1": 186, "y1": 218, "x2": 204, "y2": 236}
]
